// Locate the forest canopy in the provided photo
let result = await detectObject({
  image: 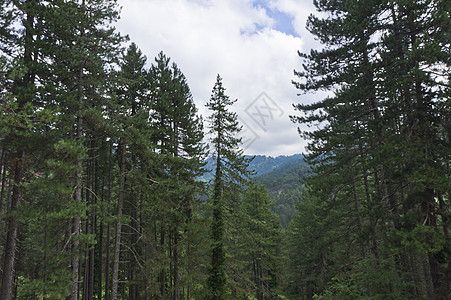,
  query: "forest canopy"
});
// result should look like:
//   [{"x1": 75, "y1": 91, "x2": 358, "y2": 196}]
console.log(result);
[{"x1": 0, "y1": 0, "x2": 450, "y2": 299}]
